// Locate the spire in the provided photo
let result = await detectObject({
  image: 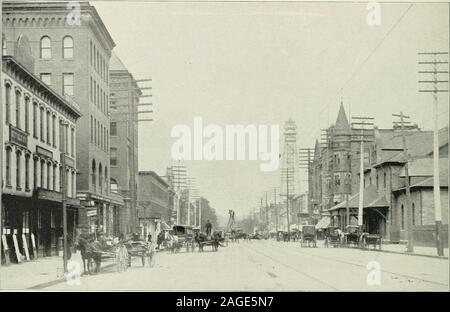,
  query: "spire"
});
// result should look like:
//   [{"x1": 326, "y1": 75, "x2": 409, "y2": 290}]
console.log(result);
[
  {"x1": 335, "y1": 101, "x2": 351, "y2": 134},
  {"x1": 314, "y1": 139, "x2": 321, "y2": 158}
]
